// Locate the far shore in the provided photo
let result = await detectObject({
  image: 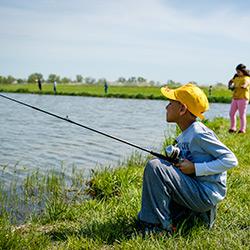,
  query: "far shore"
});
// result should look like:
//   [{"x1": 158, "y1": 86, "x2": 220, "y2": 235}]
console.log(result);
[{"x1": 0, "y1": 83, "x2": 235, "y2": 103}]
